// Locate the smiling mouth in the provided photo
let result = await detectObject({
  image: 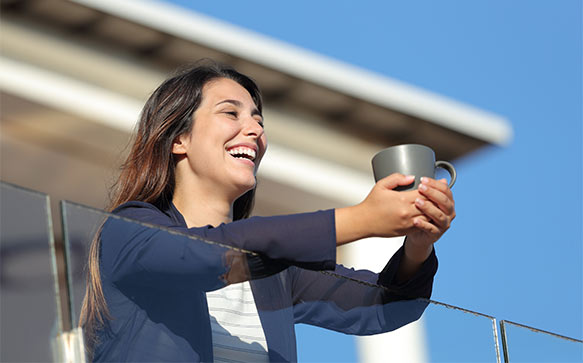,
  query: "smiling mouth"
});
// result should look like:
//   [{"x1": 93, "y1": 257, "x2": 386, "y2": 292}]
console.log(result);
[{"x1": 227, "y1": 146, "x2": 256, "y2": 162}]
